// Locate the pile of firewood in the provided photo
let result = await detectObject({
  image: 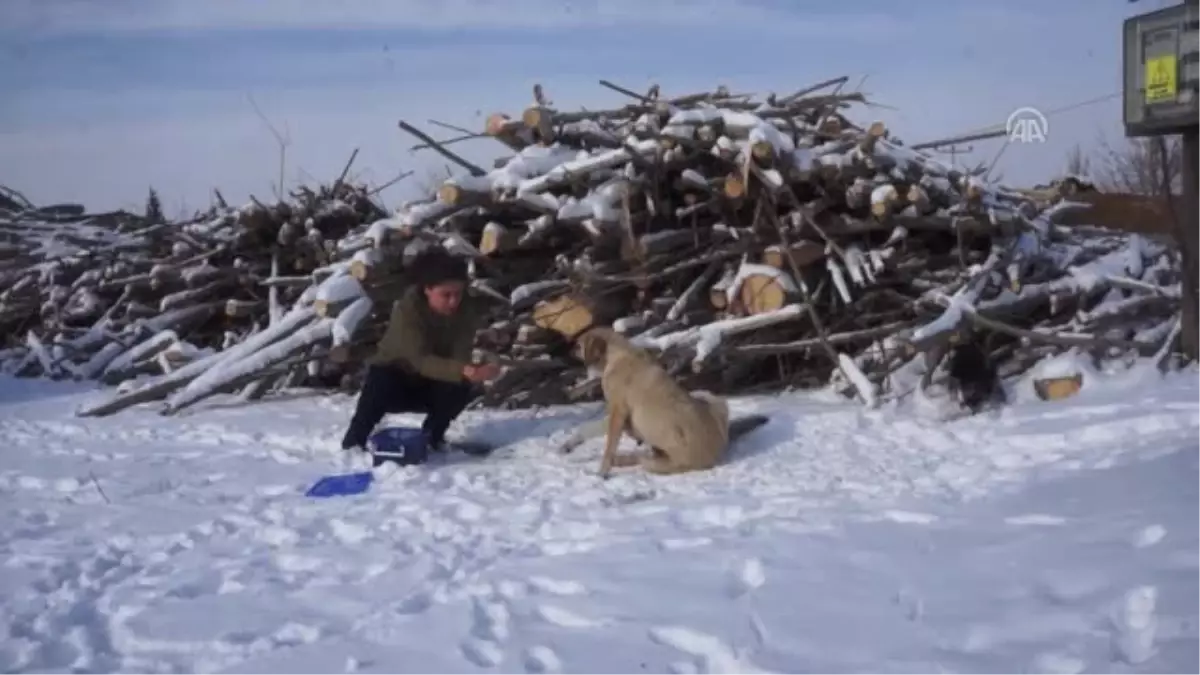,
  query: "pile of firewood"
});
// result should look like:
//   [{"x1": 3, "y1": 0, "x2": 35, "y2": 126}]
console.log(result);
[
  {"x1": 0, "y1": 78, "x2": 1185, "y2": 418},
  {"x1": 0, "y1": 174, "x2": 387, "y2": 403}
]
